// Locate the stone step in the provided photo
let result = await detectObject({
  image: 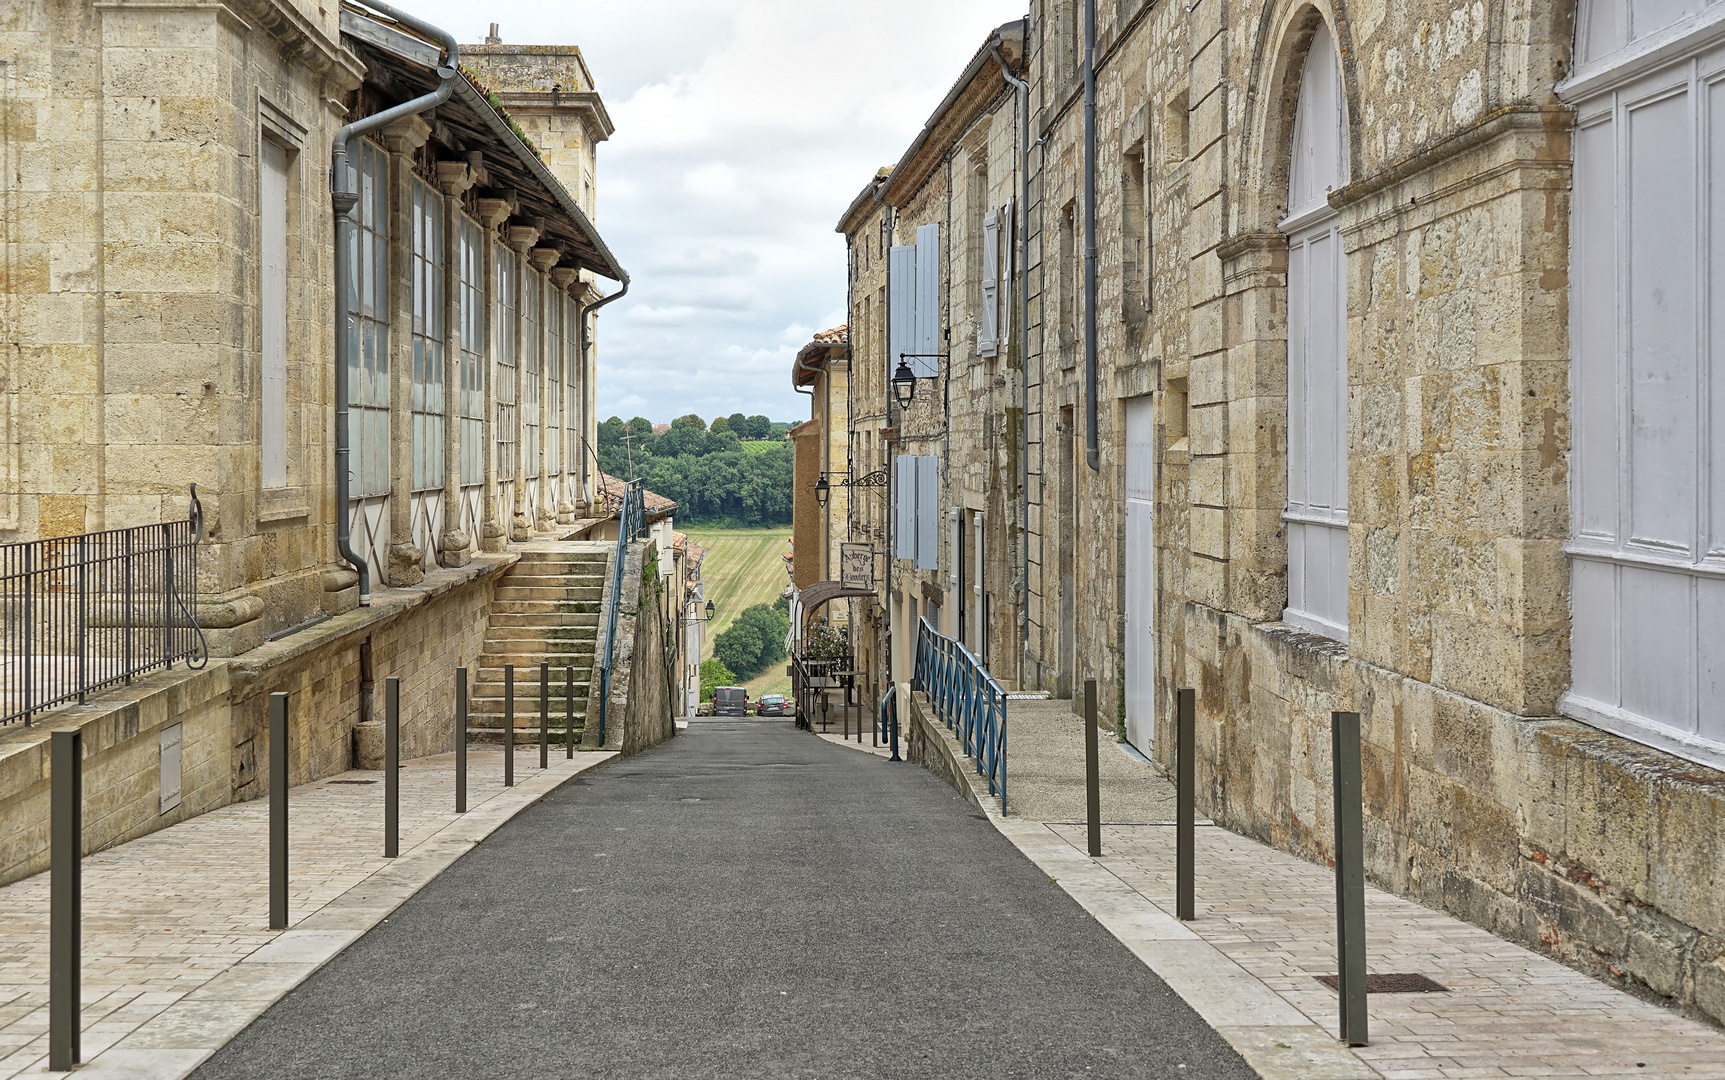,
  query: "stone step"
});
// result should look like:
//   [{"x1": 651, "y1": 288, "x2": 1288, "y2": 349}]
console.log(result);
[
  {"x1": 486, "y1": 612, "x2": 601, "y2": 629},
  {"x1": 489, "y1": 599, "x2": 602, "y2": 615},
  {"x1": 477, "y1": 647, "x2": 596, "y2": 664},
  {"x1": 494, "y1": 585, "x2": 604, "y2": 602},
  {"x1": 483, "y1": 625, "x2": 599, "y2": 643},
  {"x1": 510, "y1": 560, "x2": 607, "y2": 576}
]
